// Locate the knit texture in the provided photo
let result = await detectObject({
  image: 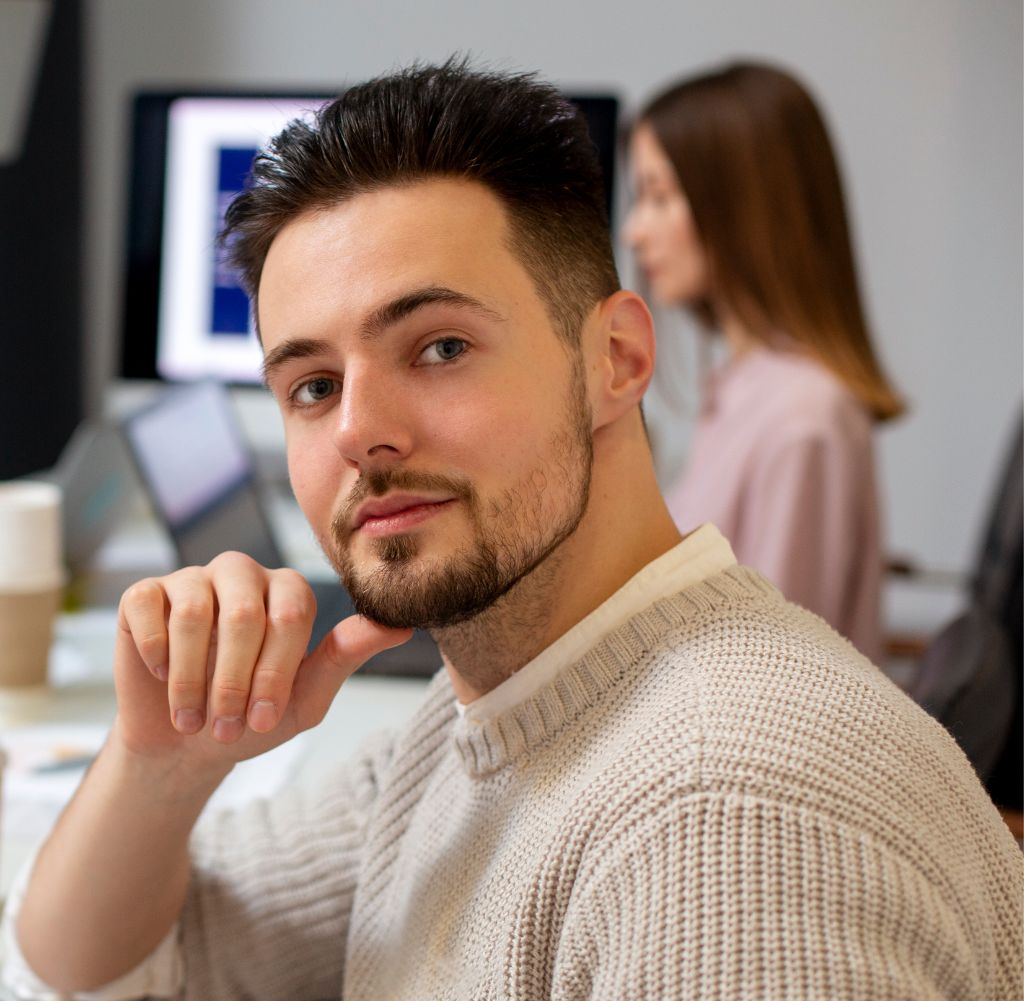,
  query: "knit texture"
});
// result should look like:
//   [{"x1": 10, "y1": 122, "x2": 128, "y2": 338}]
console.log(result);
[{"x1": 179, "y1": 567, "x2": 1023, "y2": 999}]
